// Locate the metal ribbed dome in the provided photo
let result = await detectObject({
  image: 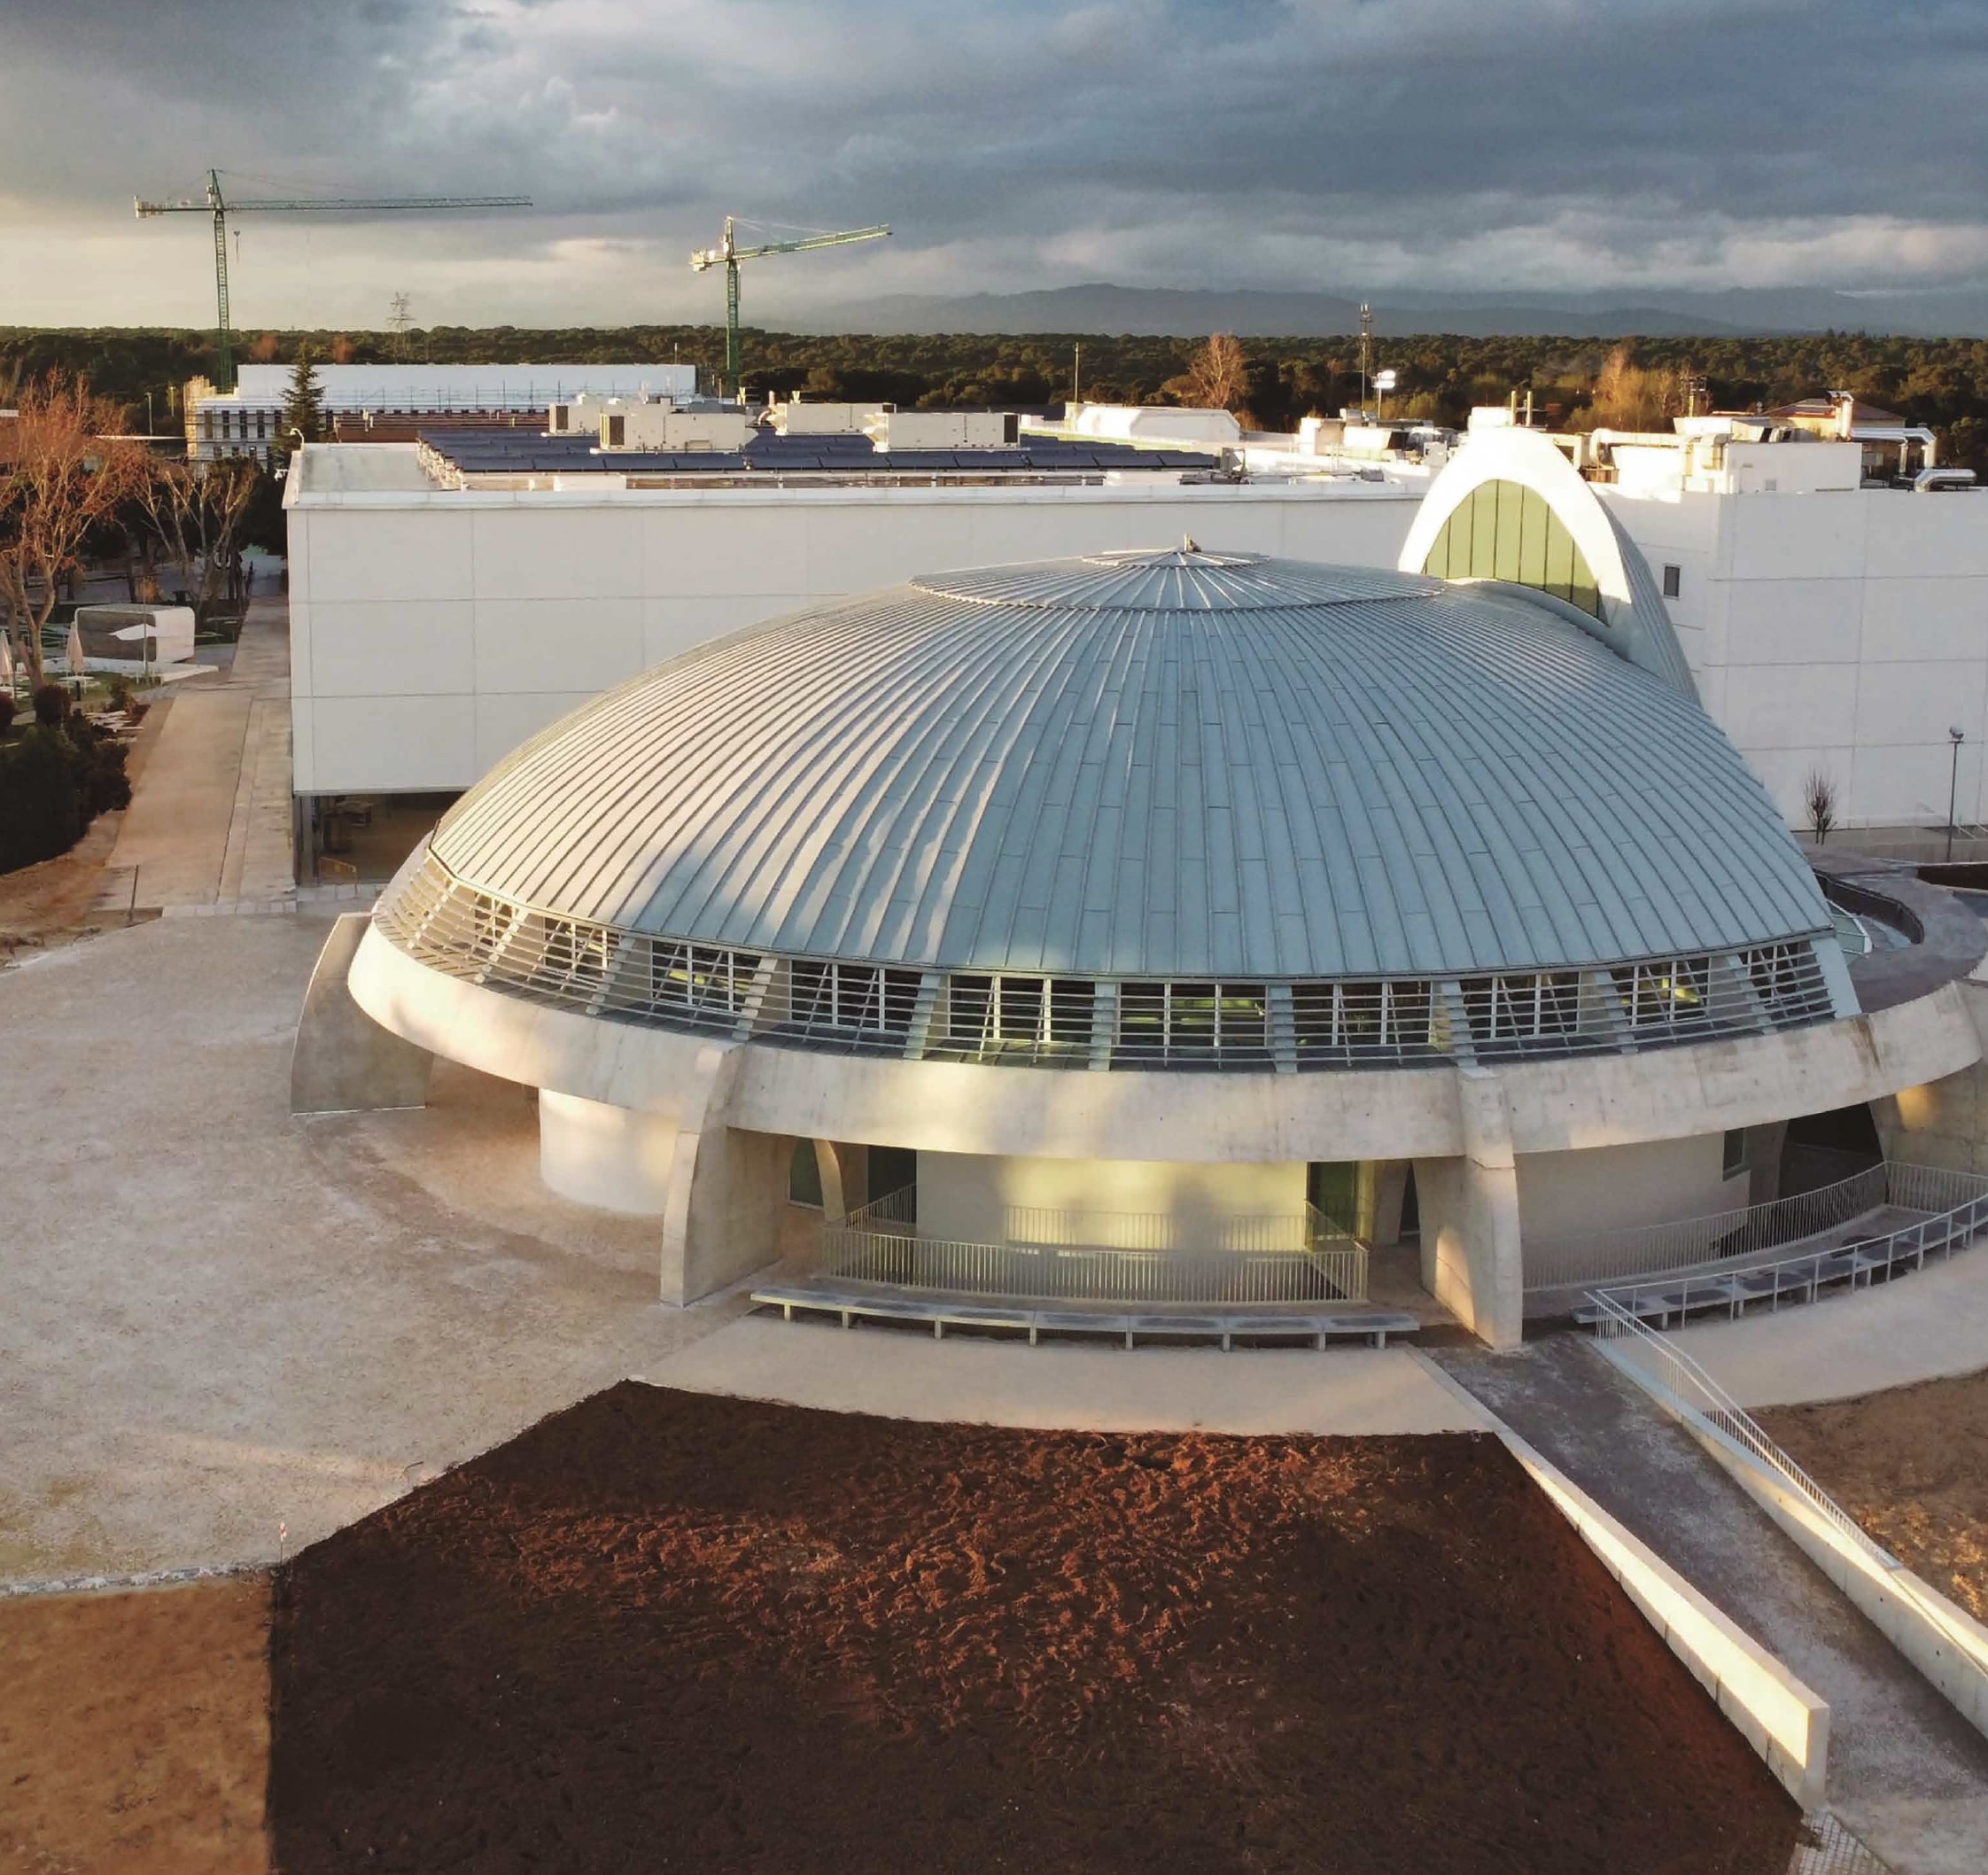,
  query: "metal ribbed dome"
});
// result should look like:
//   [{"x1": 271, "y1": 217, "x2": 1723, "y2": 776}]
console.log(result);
[{"x1": 425, "y1": 547, "x2": 1830, "y2": 978}]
